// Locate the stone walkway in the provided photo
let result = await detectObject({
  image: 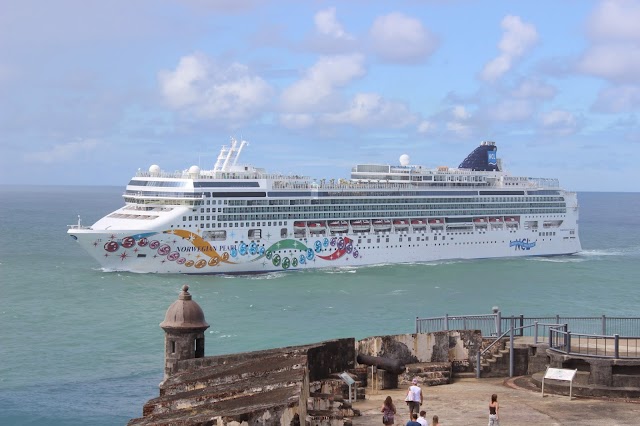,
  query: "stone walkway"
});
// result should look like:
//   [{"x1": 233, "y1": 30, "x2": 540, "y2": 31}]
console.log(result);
[{"x1": 350, "y1": 377, "x2": 640, "y2": 425}]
